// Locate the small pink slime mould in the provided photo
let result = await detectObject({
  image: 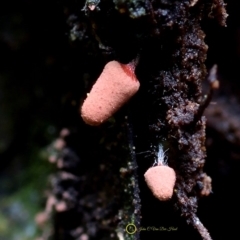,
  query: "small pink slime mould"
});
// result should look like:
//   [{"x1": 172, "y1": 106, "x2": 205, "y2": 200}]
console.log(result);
[{"x1": 144, "y1": 145, "x2": 176, "y2": 201}]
